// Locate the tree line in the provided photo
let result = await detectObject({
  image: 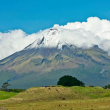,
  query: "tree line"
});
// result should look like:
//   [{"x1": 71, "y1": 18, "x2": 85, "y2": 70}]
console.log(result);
[
  {"x1": 0, "y1": 82, "x2": 25, "y2": 92},
  {"x1": 0, "y1": 75, "x2": 110, "y2": 93}
]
